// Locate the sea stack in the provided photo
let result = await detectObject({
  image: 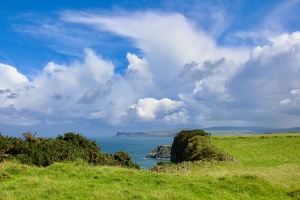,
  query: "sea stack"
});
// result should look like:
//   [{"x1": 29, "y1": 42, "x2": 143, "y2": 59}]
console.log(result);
[{"x1": 146, "y1": 145, "x2": 171, "y2": 159}]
